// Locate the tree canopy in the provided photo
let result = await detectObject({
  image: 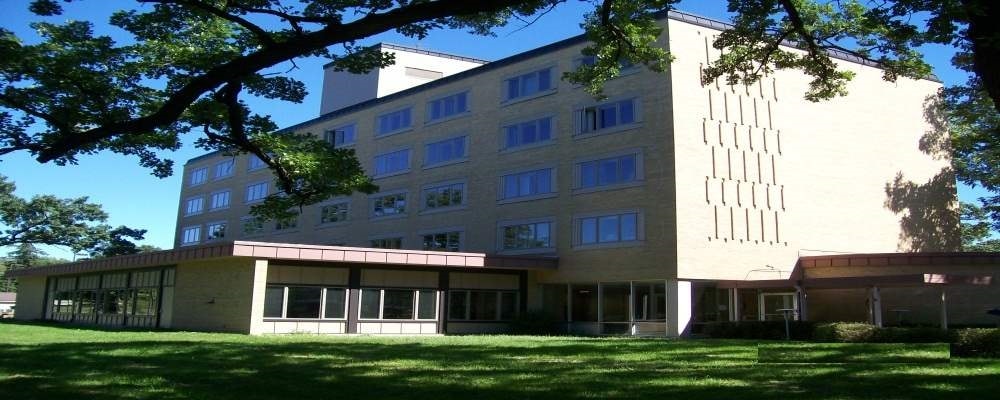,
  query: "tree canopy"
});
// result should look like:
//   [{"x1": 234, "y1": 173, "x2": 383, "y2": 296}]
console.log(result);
[
  {"x1": 0, "y1": 0, "x2": 997, "y2": 222},
  {"x1": 0, "y1": 175, "x2": 146, "y2": 258}
]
